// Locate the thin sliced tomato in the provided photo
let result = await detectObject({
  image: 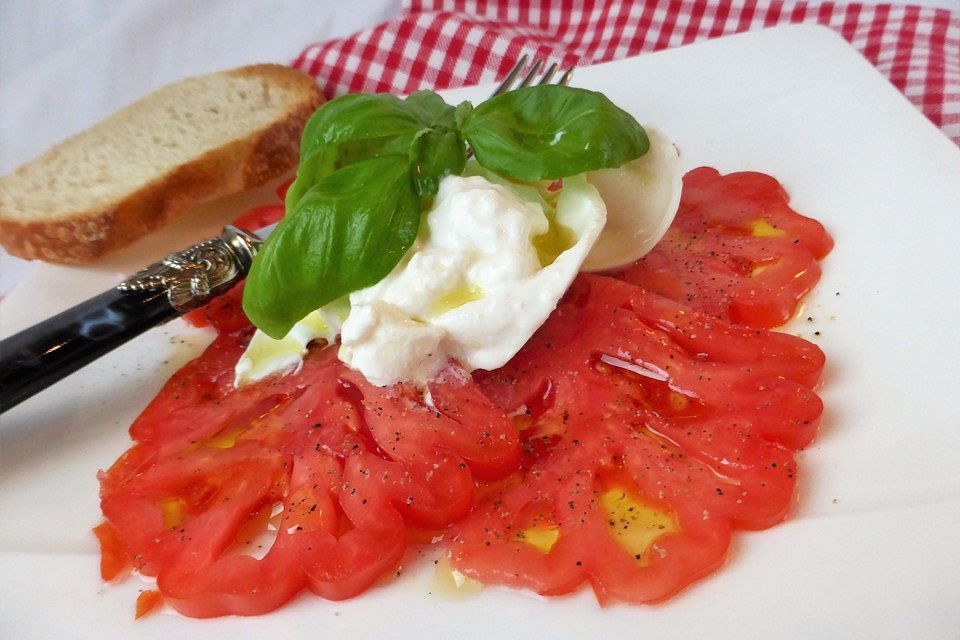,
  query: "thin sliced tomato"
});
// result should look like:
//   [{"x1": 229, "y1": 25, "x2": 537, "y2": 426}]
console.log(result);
[
  {"x1": 99, "y1": 297, "x2": 520, "y2": 617},
  {"x1": 92, "y1": 521, "x2": 130, "y2": 581},
  {"x1": 457, "y1": 274, "x2": 825, "y2": 603},
  {"x1": 183, "y1": 276, "x2": 251, "y2": 331},
  {"x1": 99, "y1": 166, "x2": 833, "y2": 616},
  {"x1": 229, "y1": 177, "x2": 289, "y2": 232},
  {"x1": 616, "y1": 168, "x2": 833, "y2": 328},
  {"x1": 231, "y1": 204, "x2": 285, "y2": 232},
  {"x1": 135, "y1": 590, "x2": 164, "y2": 619}
]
